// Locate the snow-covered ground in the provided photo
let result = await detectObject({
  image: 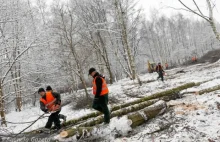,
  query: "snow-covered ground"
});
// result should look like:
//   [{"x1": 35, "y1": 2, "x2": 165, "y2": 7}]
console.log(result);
[
  {"x1": 2, "y1": 60, "x2": 220, "y2": 142},
  {"x1": 114, "y1": 91, "x2": 220, "y2": 142}
]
